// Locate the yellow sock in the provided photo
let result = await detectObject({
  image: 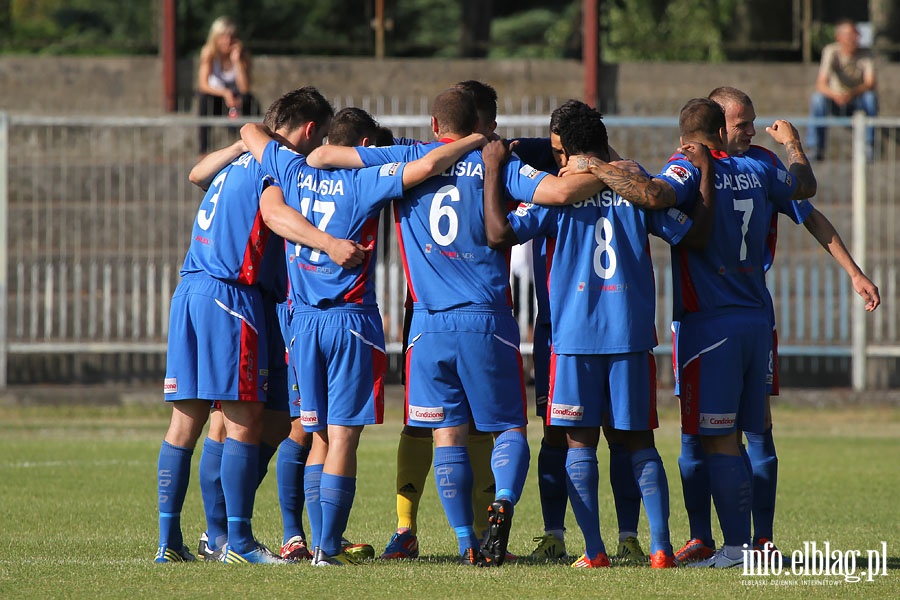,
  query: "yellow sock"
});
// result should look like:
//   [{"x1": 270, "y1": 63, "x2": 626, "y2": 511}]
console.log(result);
[
  {"x1": 395, "y1": 432, "x2": 433, "y2": 533},
  {"x1": 468, "y1": 432, "x2": 496, "y2": 536}
]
